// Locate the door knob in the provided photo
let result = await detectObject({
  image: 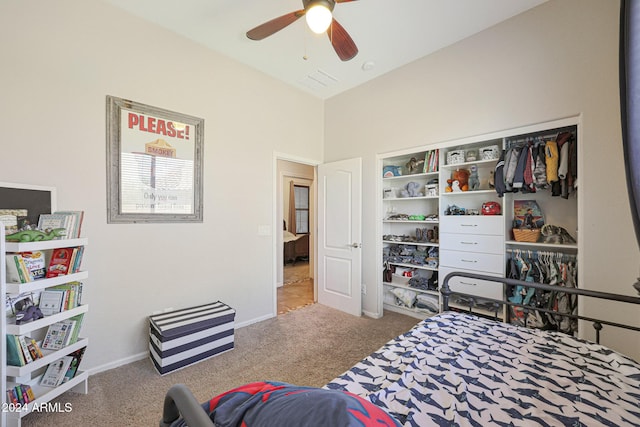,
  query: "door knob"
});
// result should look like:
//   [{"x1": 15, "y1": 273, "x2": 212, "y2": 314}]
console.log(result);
[{"x1": 351, "y1": 243, "x2": 362, "y2": 248}]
